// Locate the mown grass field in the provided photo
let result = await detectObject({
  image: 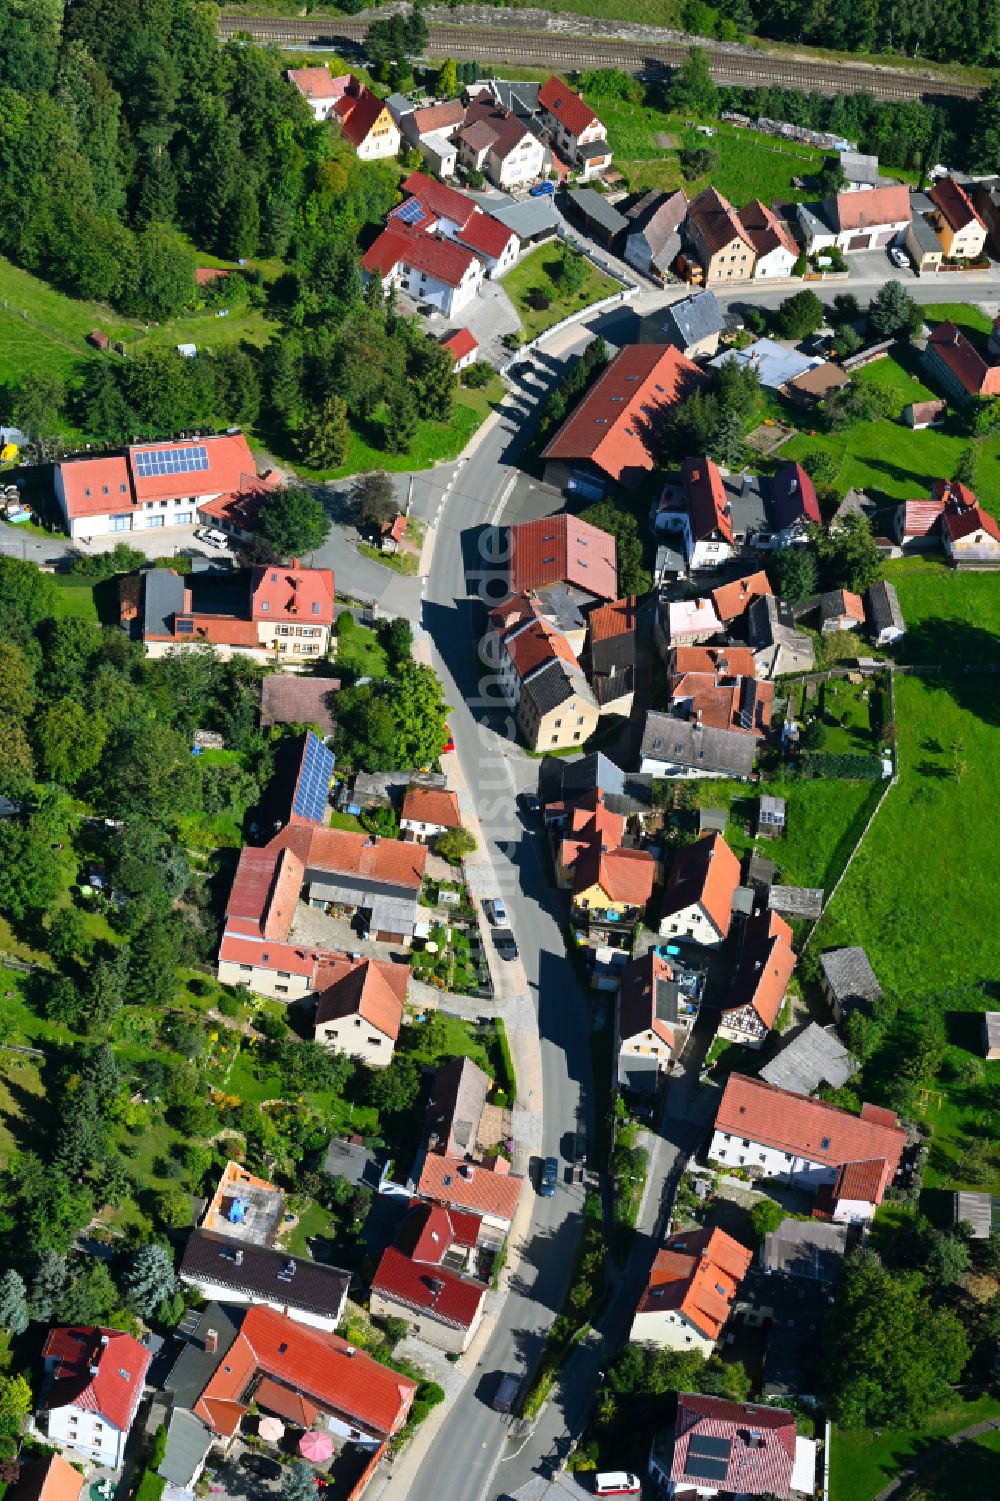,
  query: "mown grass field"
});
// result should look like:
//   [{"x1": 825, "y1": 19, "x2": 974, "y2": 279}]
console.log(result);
[
  {"x1": 503, "y1": 245, "x2": 620, "y2": 341},
  {"x1": 831, "y1": 1394, "x2": 1000, "y2": 1501}
]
